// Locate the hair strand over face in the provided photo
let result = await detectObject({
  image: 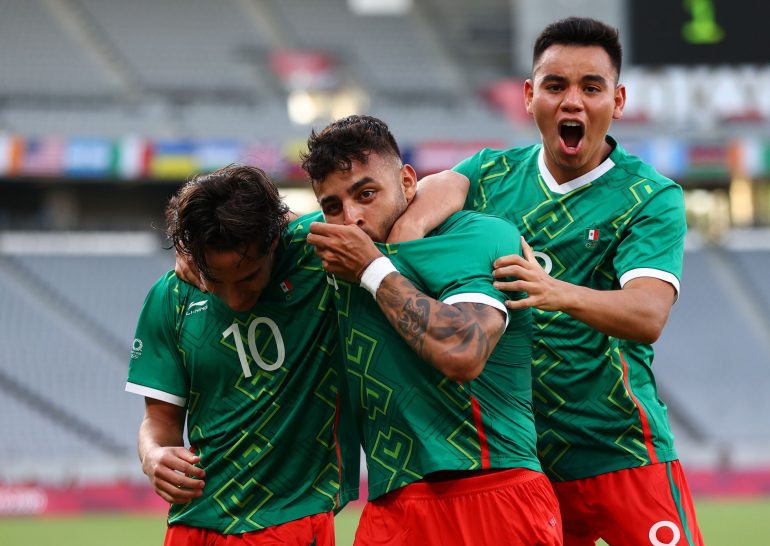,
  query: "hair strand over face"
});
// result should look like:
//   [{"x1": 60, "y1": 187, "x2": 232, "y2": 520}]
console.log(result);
[{"x1": 165, "y1": 164, "x2": 289, "y2": 280}]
